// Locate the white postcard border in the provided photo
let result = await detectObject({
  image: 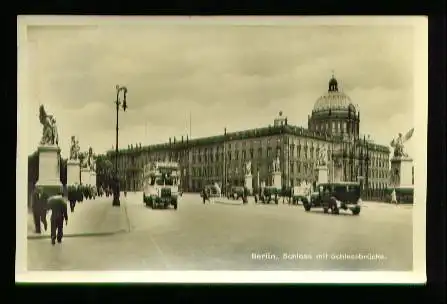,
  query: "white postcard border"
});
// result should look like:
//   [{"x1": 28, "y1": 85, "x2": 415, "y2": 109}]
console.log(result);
[{"x1": 16, "y1": 15, "x2": 428, "y2": 284}]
